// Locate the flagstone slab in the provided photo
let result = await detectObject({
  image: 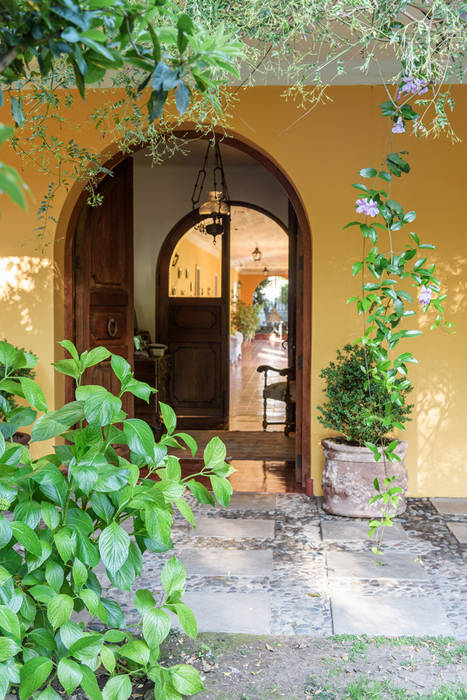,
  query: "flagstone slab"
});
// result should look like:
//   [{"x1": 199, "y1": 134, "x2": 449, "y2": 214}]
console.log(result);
[
  {"x1": 227, "y1": 493, "x2": 277, "y2": 511},
  {"x1": 193, "y1": 516, "x2": 274, "y2": 539},
  {"x1": 321, "y1": 520, "x2": 407, "y2": 542},
  {"x1": 181, "y1": 592, "x2": 271, "y2": 633},
  {"x1": 446, "y1": 522, "x2": 467, "y2": 543},
  {"x1": 327, "y1": 550, "x2": 428, "y2": 580},
  {"x1": 331, "y1": 593, "x2": 454, "y2": 636},
  {"x1": 178, "y1": 548, "x2": 273, "y2": 576},
  {"x1": 432, "y1": 498, "x2": 467, "y2": 515}
]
